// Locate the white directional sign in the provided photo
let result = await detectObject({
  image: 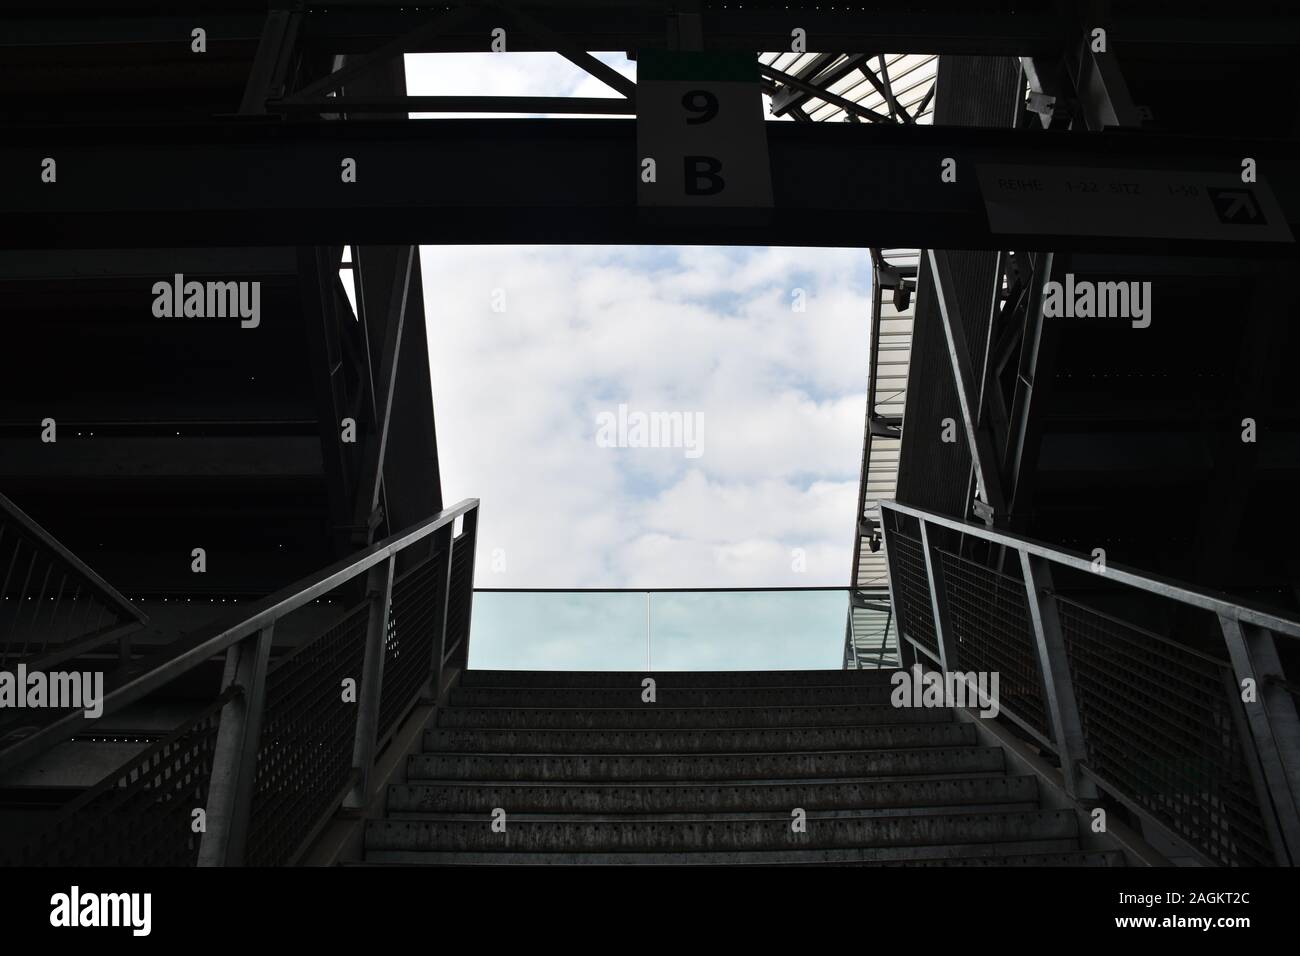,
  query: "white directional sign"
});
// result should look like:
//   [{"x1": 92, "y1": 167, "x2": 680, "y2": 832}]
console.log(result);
[
  {"x1": 636, "y1": 51, "x2": 773, "y2": 210},
  {"x1": 976, "y1": 165, "x2": 1293, "y2": 242}
]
